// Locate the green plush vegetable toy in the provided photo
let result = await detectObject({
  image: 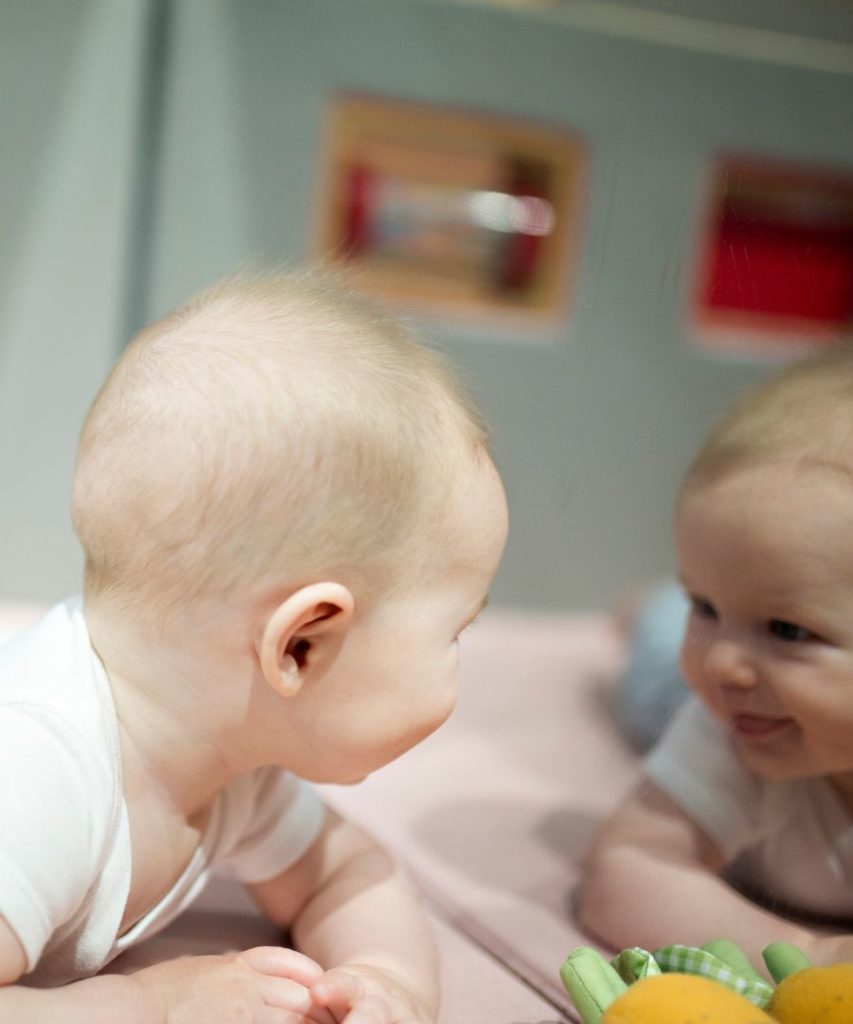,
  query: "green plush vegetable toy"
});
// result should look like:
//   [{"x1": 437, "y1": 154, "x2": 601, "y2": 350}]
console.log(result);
[{"x1": 559, "y1": 939, "x2": 853, "y2": 1023}]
